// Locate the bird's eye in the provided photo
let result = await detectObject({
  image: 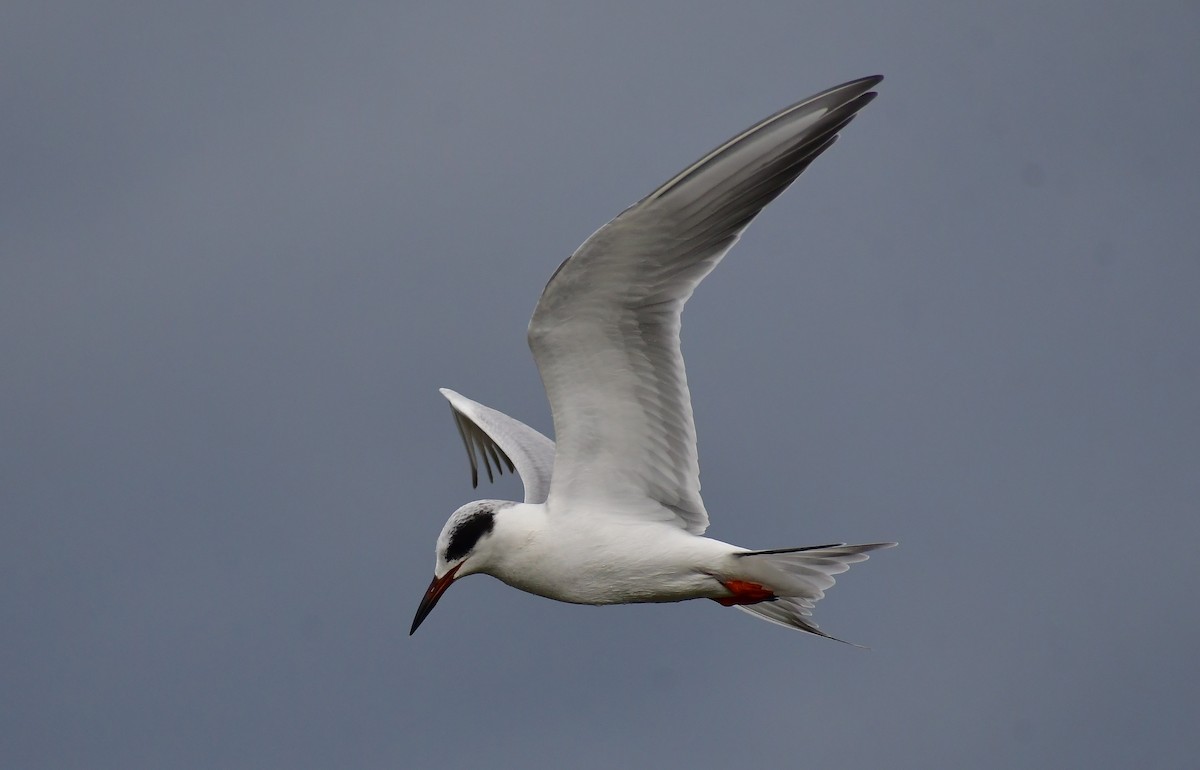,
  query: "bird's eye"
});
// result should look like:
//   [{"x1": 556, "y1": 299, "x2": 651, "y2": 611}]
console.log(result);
[{"x1": 445, "y1": 510, "x2": 495, "y2": 561}]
